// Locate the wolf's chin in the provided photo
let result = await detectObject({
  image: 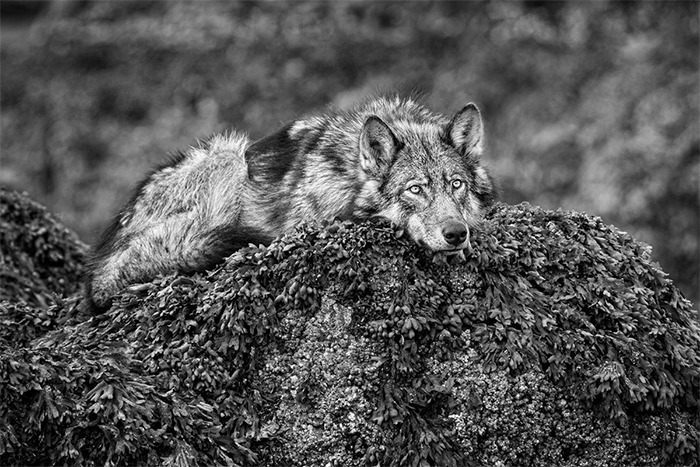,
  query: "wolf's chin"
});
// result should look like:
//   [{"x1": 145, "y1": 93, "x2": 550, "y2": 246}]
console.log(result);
[
  {"x1": 442, "y1": 249, "x2": 466, "y2": 258},
  {"x1": 431, "y1": 248, "x2": 467, "y2": 265}
]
